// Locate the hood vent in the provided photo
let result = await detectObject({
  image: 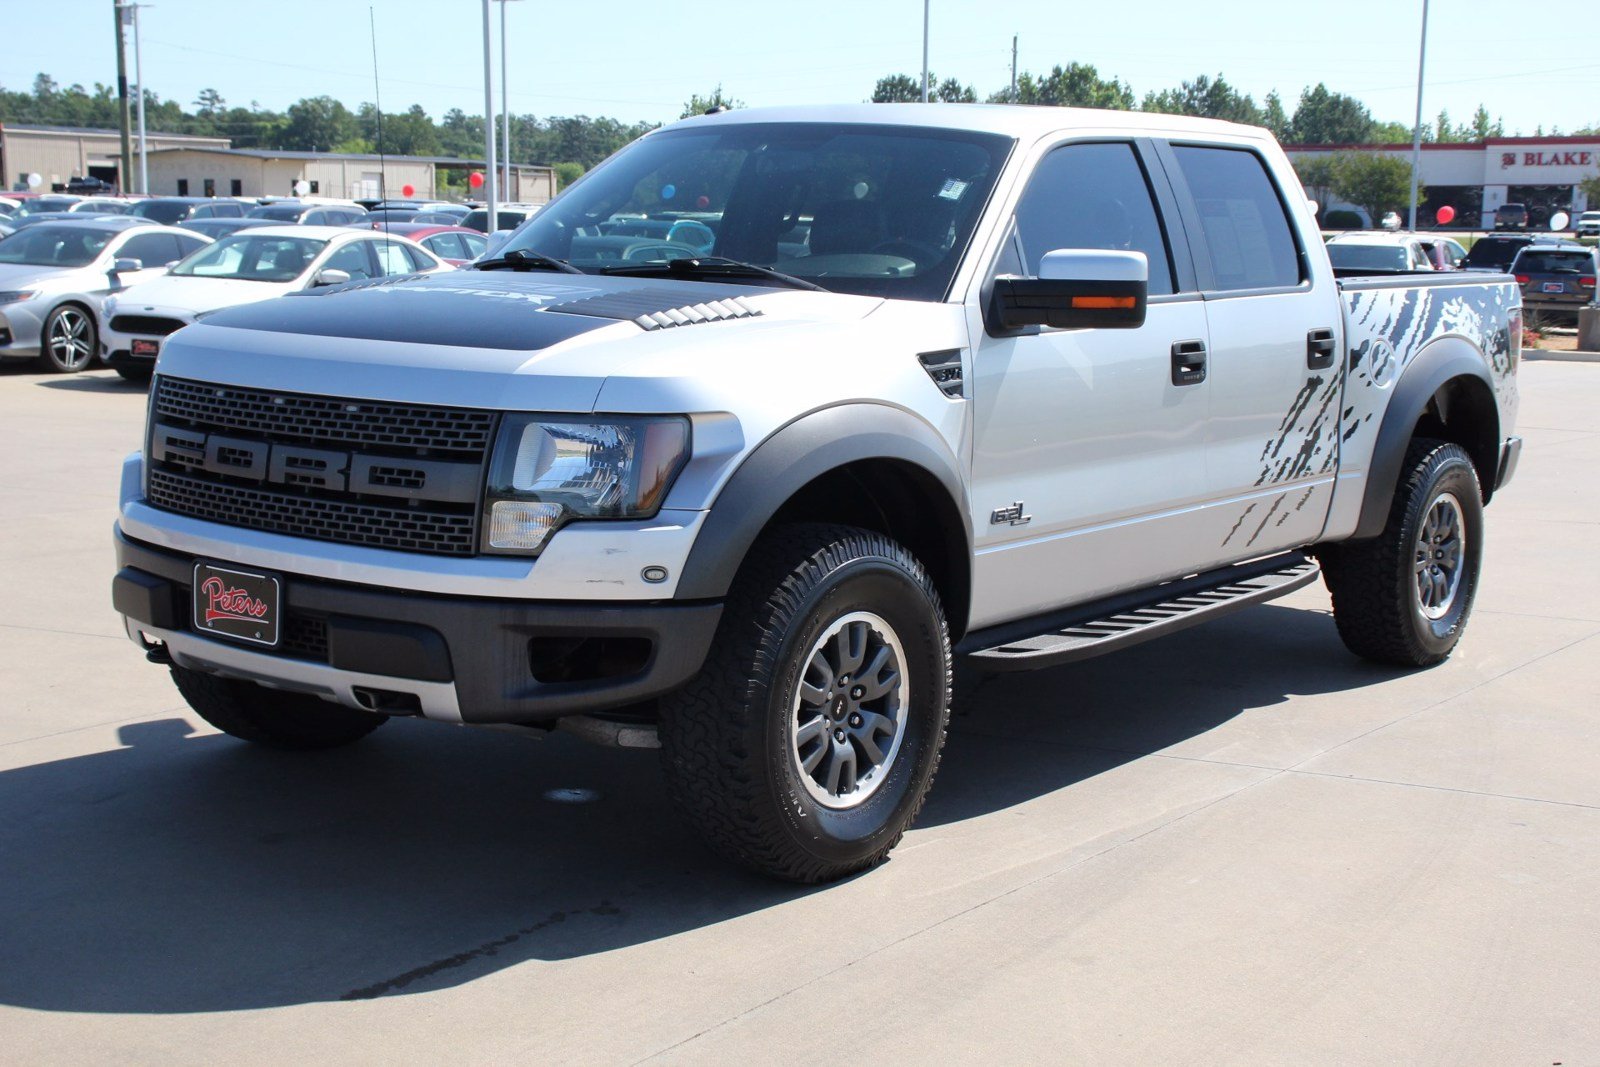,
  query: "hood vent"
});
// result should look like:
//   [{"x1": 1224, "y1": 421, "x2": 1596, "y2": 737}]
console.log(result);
[{"x1": 546, "y1": 288, "x2": 762, "y2": 331}]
